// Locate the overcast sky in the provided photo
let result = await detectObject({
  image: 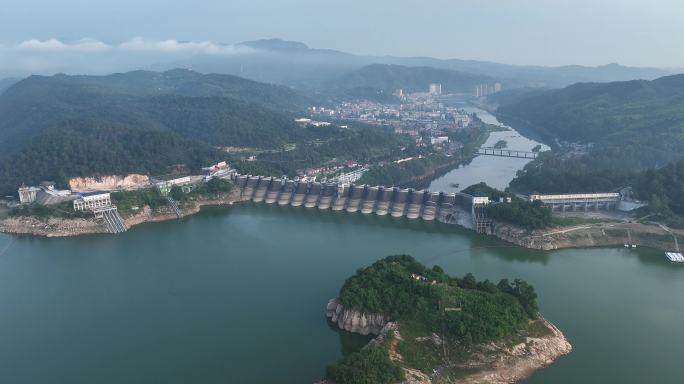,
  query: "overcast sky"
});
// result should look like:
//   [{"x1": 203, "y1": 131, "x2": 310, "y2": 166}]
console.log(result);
[{"x1": 1, "y1": 0, "x2": 683, "y2": 70}]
